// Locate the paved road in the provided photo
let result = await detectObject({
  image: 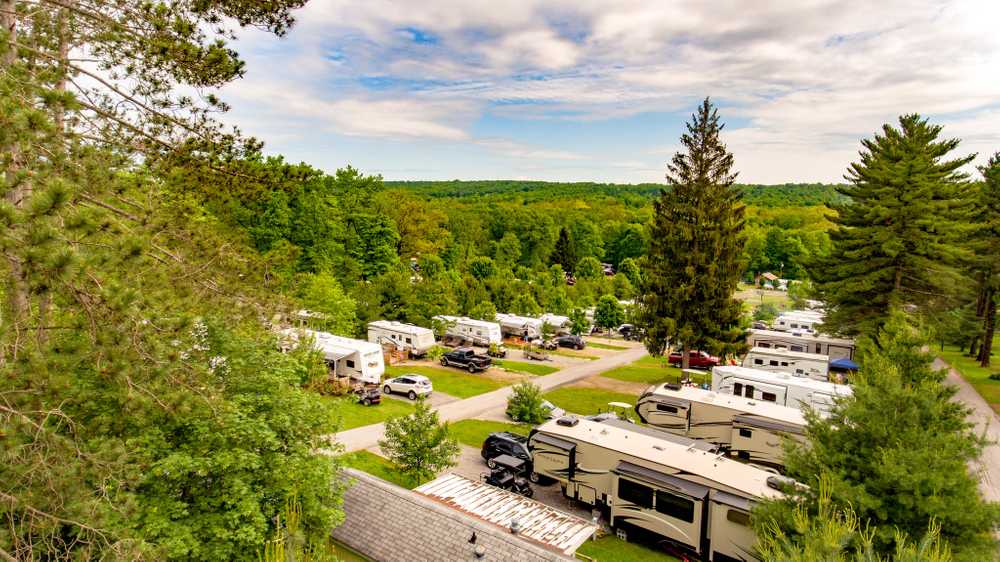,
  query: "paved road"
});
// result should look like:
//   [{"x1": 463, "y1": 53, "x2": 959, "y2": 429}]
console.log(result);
[
  {"x1": 331, "y1": 344, "x2": 649, "y2": 452},
  {"x1": 933, "y1": 358, "x2": 1000, "y2": 503}
]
